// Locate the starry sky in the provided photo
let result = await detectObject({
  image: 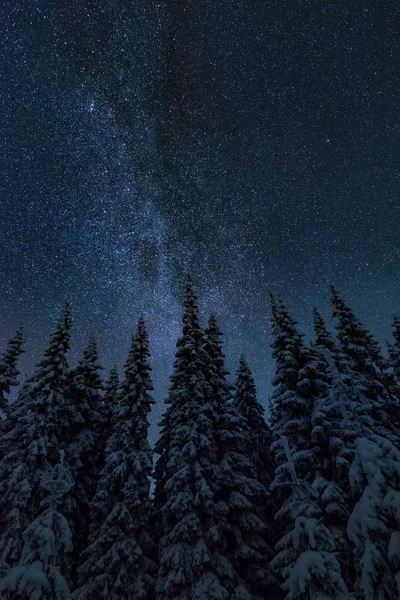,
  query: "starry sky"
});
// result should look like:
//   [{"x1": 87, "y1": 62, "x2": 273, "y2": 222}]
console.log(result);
[{"x1": 1, "y1": 0, "x2": 399, "y2": 427}]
